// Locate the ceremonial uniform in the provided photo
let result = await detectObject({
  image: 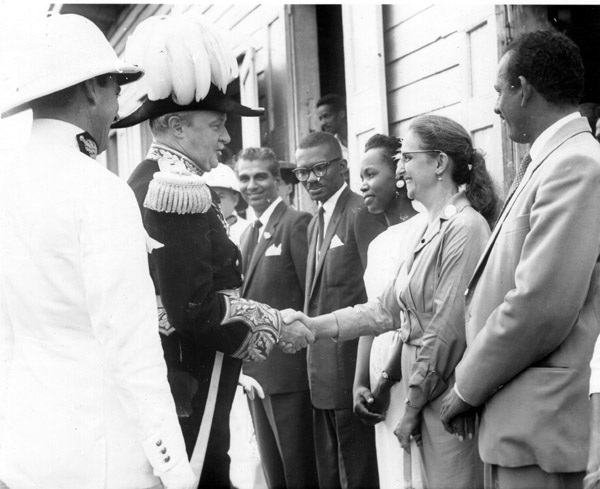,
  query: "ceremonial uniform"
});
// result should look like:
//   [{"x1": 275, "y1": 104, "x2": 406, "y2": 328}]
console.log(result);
[{"x1": 128, "y1": 144, "x2": 281, "y2": 488}]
